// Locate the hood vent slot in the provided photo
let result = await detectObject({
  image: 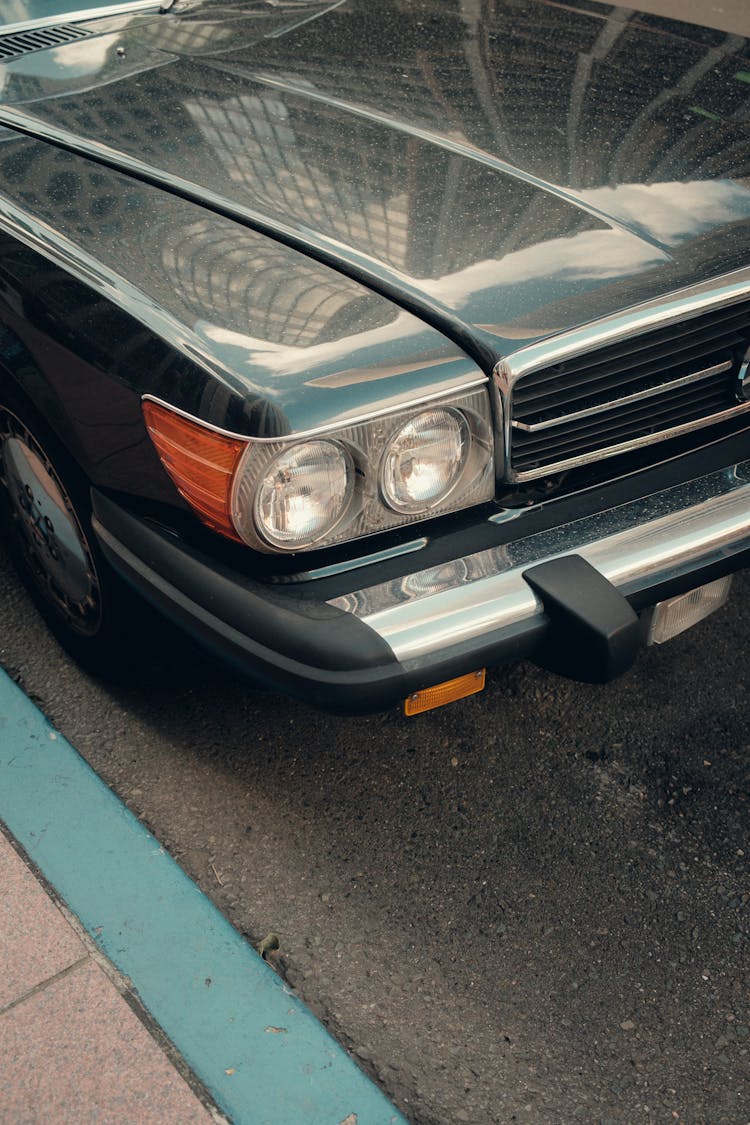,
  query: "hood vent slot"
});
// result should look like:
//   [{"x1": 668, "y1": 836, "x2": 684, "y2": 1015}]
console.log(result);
[{"x1": 0, "y1": 24, "x2": 92, "y2": 62}]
